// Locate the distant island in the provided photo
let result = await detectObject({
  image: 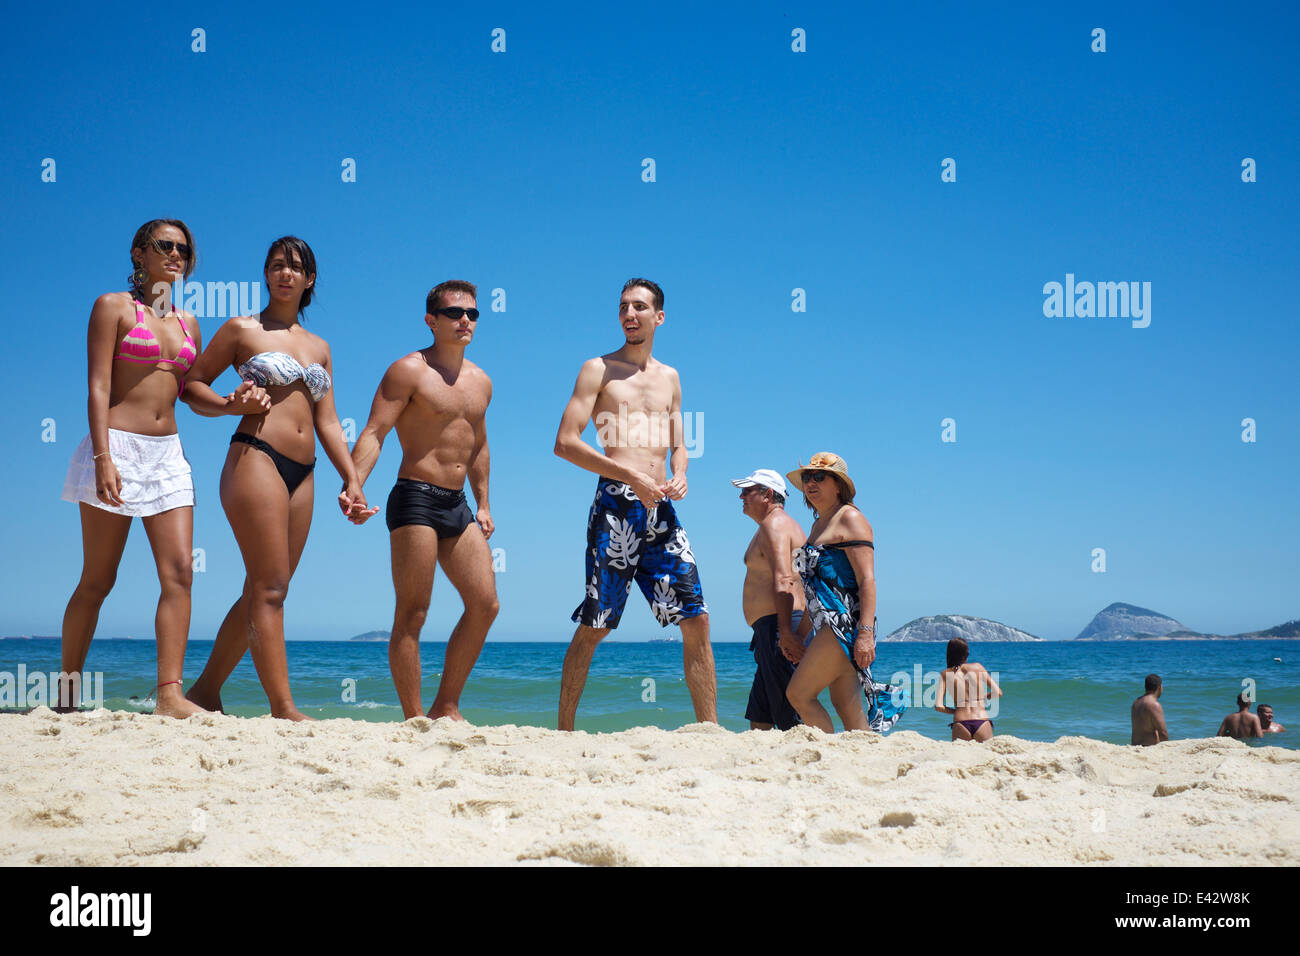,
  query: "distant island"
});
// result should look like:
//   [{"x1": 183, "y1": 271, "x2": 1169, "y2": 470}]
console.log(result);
[
  {"x1": 1075, "y1": 602, "x2": 1300, "y2": 640},
  {"x1": 349, "y1": 630, "x2": 391, "y2": 642},
  {"x1": 882, "y1": 615, "x2": 1042, "y2": 643}
]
